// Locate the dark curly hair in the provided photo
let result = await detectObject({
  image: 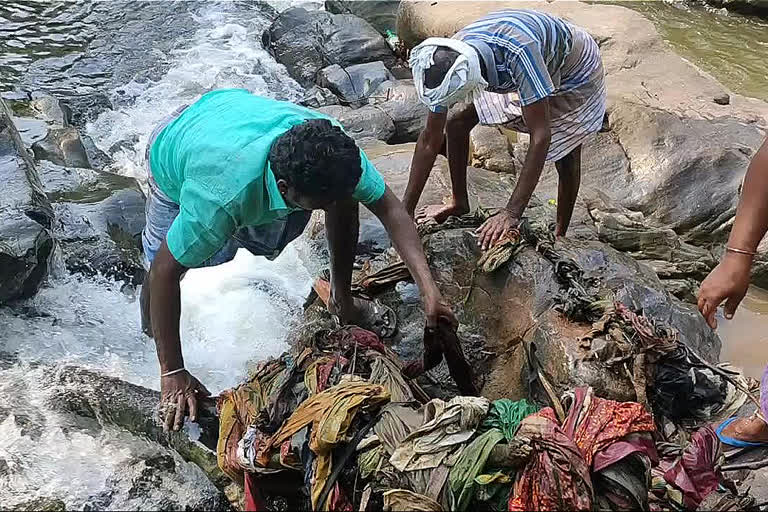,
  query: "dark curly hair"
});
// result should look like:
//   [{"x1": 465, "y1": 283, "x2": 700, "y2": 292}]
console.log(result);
[{"x1": 269, "y1": 119, "x2": 361, "y2": 201}]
